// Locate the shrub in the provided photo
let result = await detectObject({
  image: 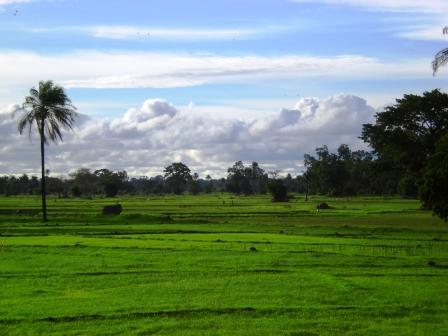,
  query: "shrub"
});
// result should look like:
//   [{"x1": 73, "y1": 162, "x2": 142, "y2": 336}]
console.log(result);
[{"x1": 268, "y1": 180, "x2": 289, "y2": 202}]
